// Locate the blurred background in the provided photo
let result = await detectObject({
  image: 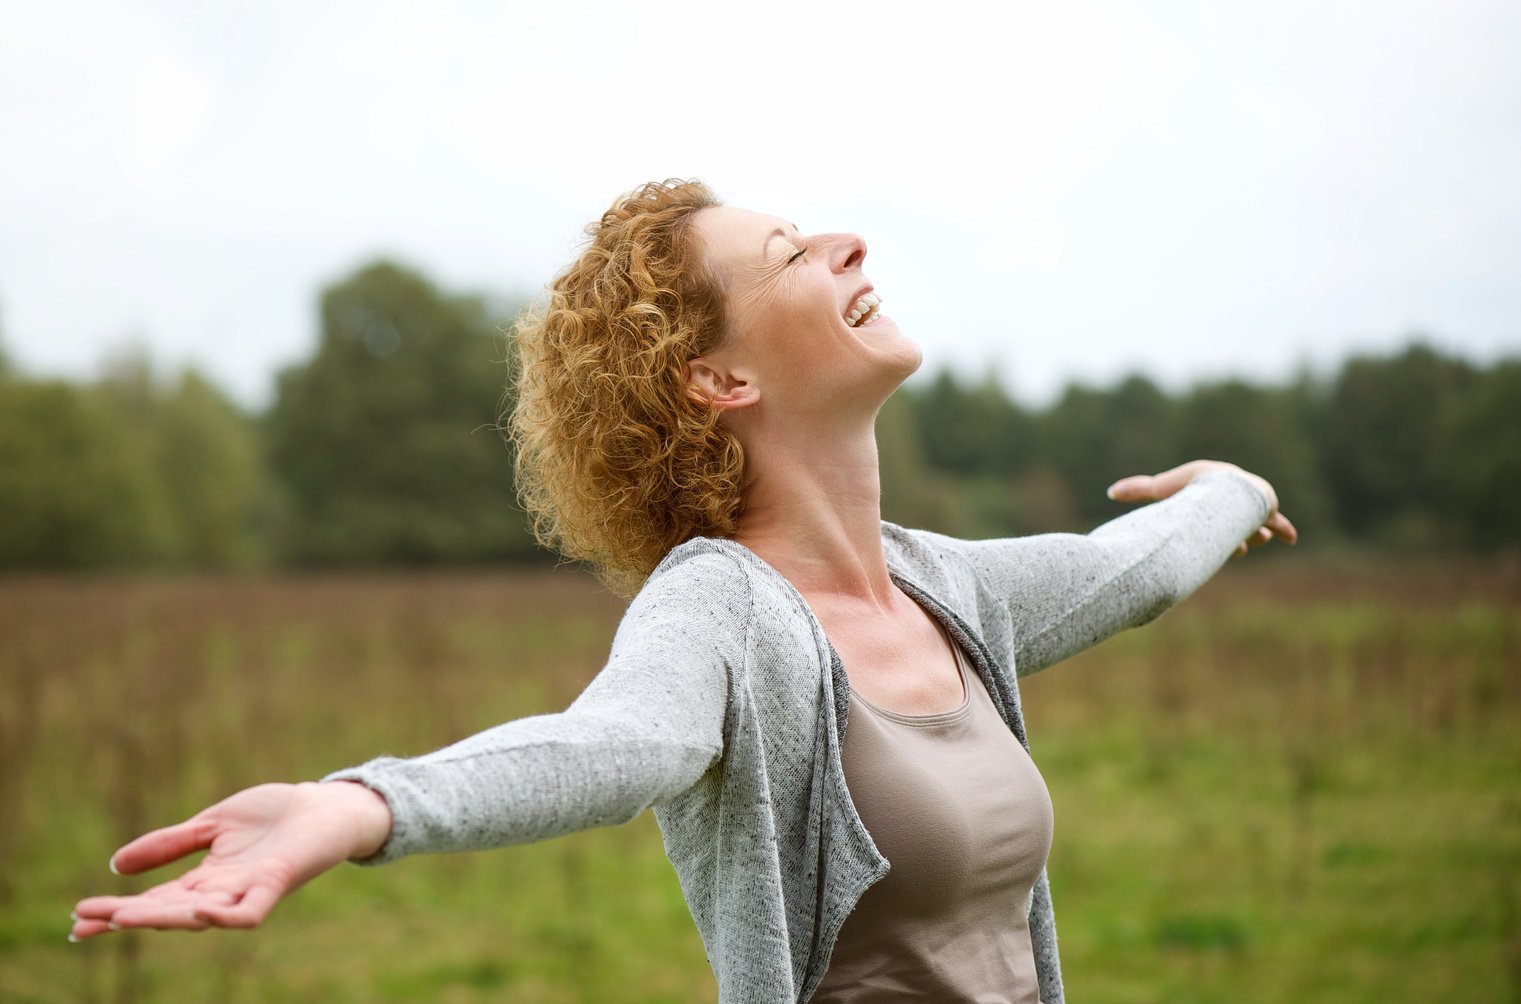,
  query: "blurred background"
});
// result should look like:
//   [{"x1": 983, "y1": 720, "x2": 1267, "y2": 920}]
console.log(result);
[{"x1": 1, "y1": 1, "x2": 1518, "y2": 1001}]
